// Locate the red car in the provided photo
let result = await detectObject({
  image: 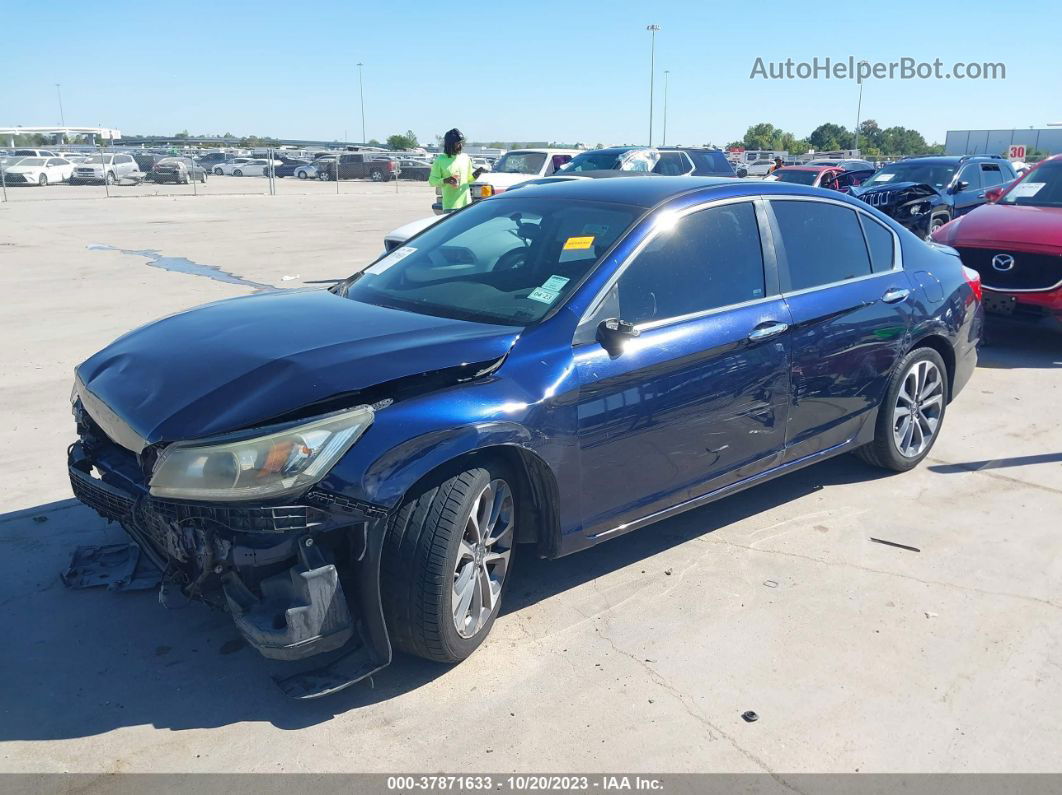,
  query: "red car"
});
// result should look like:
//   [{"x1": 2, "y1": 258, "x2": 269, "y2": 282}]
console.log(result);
[
  {"x1": 932, "y1": 154, "x2": 1062, "y2": 329},
  {"x1": 767, "y1": 165, "x2": 874, "y2": 192}
]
